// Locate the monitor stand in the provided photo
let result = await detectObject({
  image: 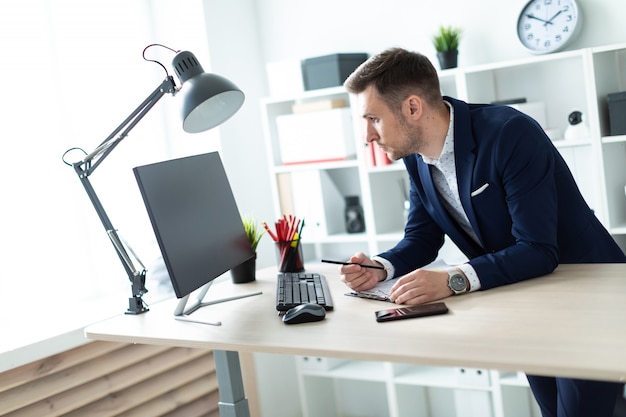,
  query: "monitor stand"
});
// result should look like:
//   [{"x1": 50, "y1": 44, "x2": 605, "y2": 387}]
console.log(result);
[{"x1": 173, "y1": 281, "x2": 262, "y2": 326}]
